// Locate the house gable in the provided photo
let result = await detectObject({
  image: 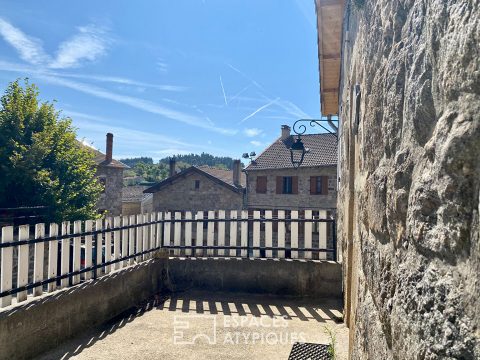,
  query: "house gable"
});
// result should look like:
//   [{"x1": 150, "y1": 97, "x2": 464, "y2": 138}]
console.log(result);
[{"x1": 144, "y1": 167, "x2": 244, "y2": 195}]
